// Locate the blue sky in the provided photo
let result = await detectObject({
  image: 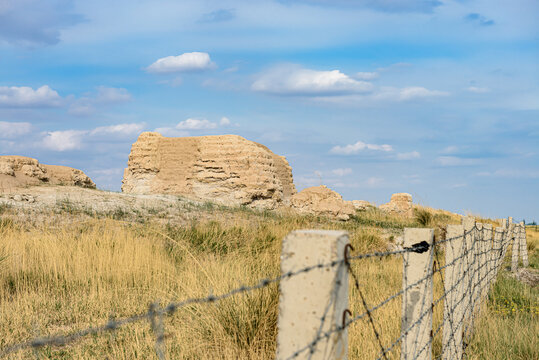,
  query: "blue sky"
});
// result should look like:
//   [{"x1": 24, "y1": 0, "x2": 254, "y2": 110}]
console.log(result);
[{"x1": 0, "y1": 0, "x2": 537, "y2": 221}]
